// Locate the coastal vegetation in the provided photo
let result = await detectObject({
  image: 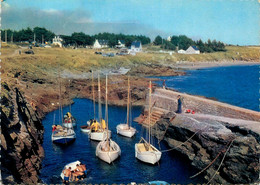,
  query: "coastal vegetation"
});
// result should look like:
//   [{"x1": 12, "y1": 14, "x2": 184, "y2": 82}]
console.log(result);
[
  {"x1": 154, "y1": 35, "x2": 226, "y2": 52},
  {"x1": 2, "y1": 27, "x2": 225, "y2": 52}
]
